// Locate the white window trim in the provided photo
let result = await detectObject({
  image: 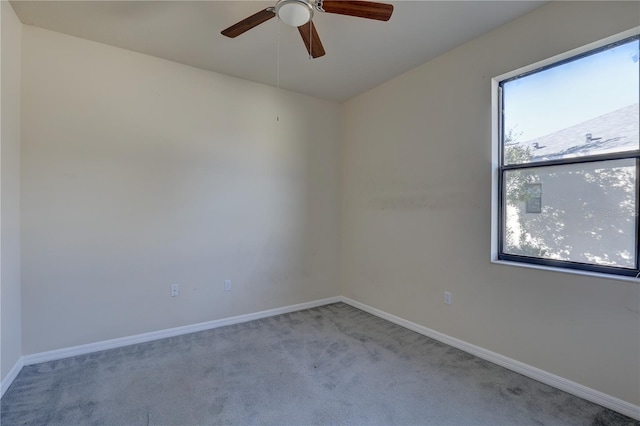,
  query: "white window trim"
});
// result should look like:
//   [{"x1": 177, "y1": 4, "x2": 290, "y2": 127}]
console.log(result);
[{"x1": 490, "y1": 26, "x2": 640, "y2": 283}]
